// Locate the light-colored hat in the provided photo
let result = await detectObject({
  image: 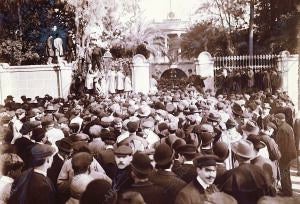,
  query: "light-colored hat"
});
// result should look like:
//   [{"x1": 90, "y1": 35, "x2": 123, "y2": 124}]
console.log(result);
[{"x1": 231, "y1": 139, "x2": 256, "y2": 159}]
